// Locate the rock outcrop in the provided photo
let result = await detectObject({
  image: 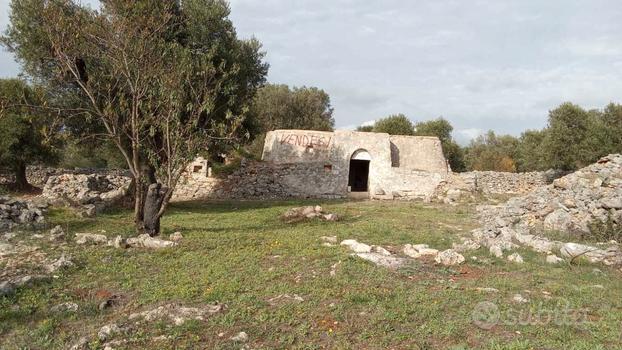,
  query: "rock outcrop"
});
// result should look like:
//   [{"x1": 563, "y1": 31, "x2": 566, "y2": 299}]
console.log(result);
[
  {"x1": 42, "y1": 174, "x2": 132, "y2": 212},
  {"x1": 471, "y1": 154, "x2": 622, "y2": 265},
  {"x1": 0, "y1": 196, "x2": 47, "y2": 230}
]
